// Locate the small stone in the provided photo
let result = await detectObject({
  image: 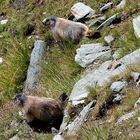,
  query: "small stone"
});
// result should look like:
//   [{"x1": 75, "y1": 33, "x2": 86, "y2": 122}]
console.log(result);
[
  {"x1": 71, "y1": 2, "x2": 95, "y2": 20},
  {"x1": 112, "y1": 94, "x2": 122, "y2": 103},
  {"x1": 138, "y1": 117, "x2": 140, "y2": 121},
  {"x1": 43, "y1": 12, "x2": 47, "y2": 15},
  {"x1": 100, "y1": 2, "x2": 113, "y2": 12},
  {"x1": 0, "y1": 19, "x2": 8, "y2": 25},
  {"x1": 10, "y1": 135, "x2": 19, "y2": 140},
  {"x1": 104, "y1": 35, "x2": 114, "y2": 45},
  {"x1": 116, "y1": 0, "x2": 126, "y2": 9},
  {"x1": 113, "y1": 49, "x2": 121, "y2": 60},
  {"x1": 110, "y1": 81, "x2": 127, "y2": 93},
  {"x1": 0, "y1": 57, "x2": 3, "y2": 64},
  {"x1": 134, "y1": 98, "x2": 140, "y2": 108},
  {"x1": 131, "y1": 72, "x2": 140, "y2": 82},
  {"x1": 133, "y1": 16, "x2": 140, "y2": 38}
]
